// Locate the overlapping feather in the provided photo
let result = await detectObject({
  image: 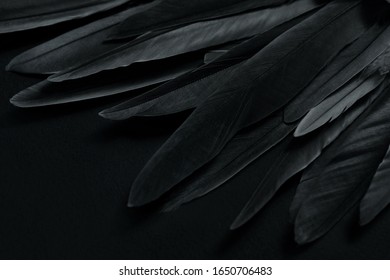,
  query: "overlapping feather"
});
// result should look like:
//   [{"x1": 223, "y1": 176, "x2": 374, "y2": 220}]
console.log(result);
[
  {"x1": 128, "y1": 1, "x2": 372, "y2": 207},
  {"x1": 233, "y1": 77, "x2": 389, "y2": 230},
  {"x1": 99, "y1": 14, "x2": 309, "y2": 120},
  {"x1": 284, "y1": 19, "x2": 390, "y2": 123},
  {"x1": 360, "y1": 145, "x2": 390, "y2": 225},
  {"x1": 291, "y1": 83, "x2": 390, "y2": 244},
  {"x1": 295, "y1": 73, "x2": 385, "y2": 136},
  {"x1": 10, "y1": 54, "x2": 203, "y2": 107},
  {"x1": 0, "y1": 0, "x2": 130, "y2": 33},
  {"x1": 4, "y1": 0, "x2": 390, "y2": 246},
  {"x1": 6, "y1": 3, "x2": 154, "y2": 74},
  {"x1": 109, "y1": 0, "x2": 290, "y2": 40},
  {"x1": 163, "y1": 111, "x2": 295, "y2": 211},
  {"x1": 48, "y1": 0, "x2": 321, "y2": 82}
]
